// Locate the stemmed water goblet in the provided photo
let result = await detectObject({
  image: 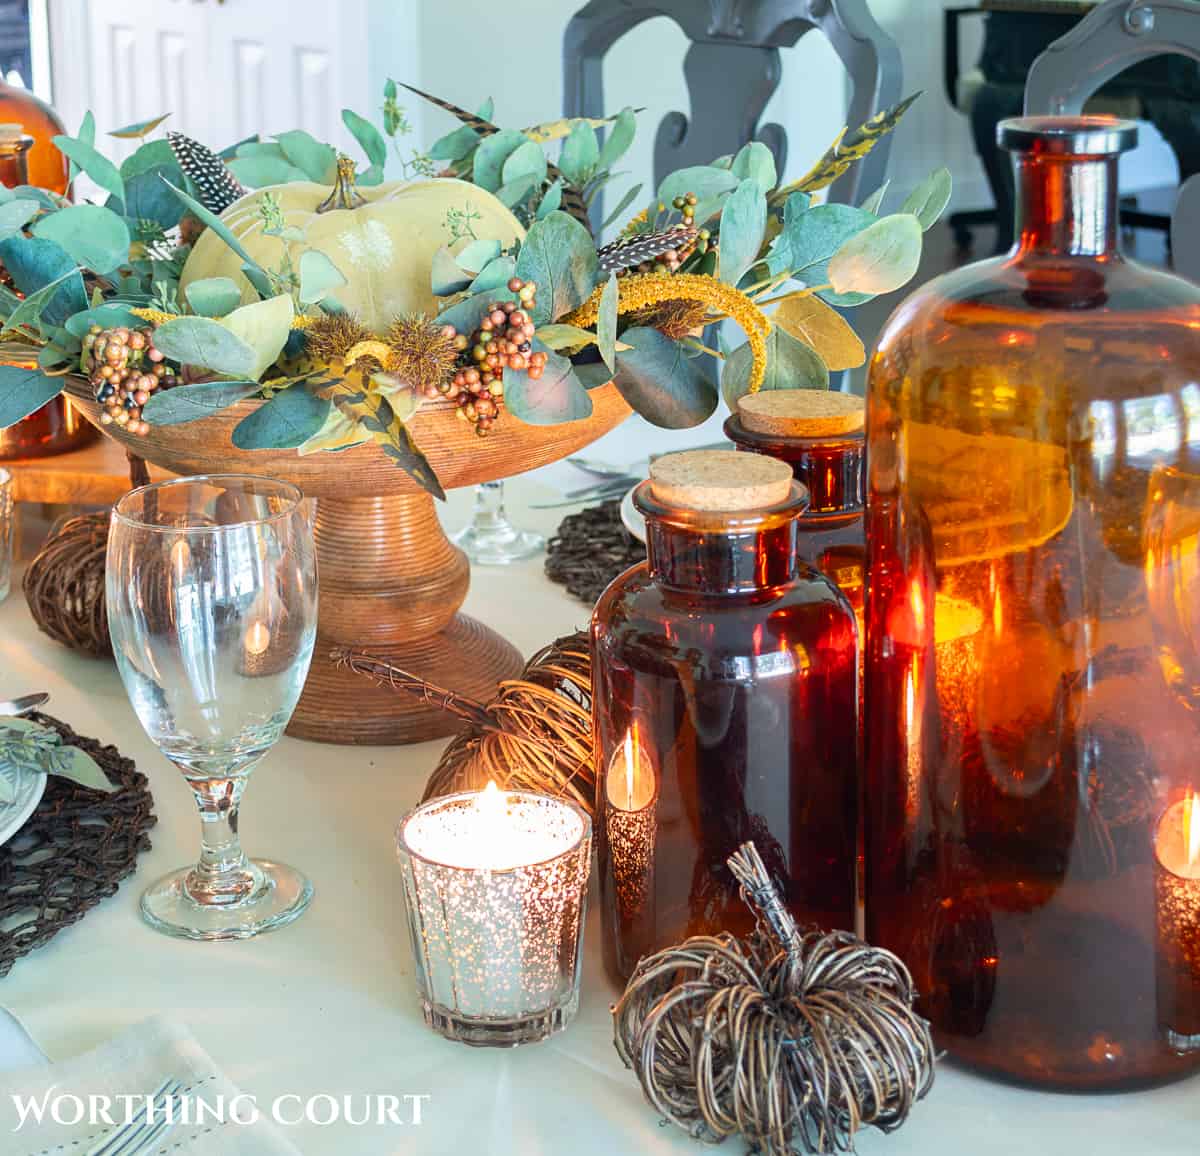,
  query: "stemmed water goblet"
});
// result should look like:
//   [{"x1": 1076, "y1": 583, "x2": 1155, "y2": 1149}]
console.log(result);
[{"x1": 106, "y1": 474, "x2": 318, "y2": 940}]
